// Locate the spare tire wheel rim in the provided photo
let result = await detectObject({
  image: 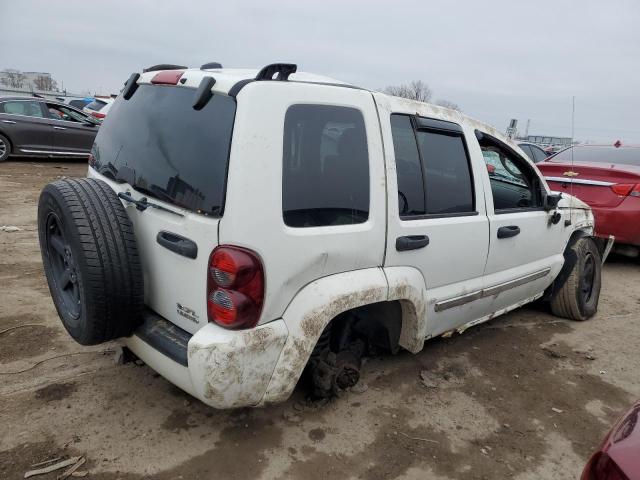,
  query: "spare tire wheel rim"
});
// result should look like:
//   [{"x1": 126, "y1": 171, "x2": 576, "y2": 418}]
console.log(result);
[
  {"x1": 580, "y1": 251, "x2": 596, "y2": 304},
  {"x1": 46, "y1": 212, "x2": 81, "y2": 320}
]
